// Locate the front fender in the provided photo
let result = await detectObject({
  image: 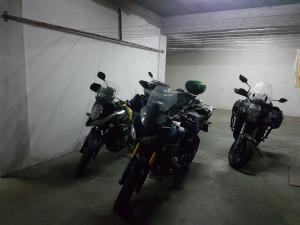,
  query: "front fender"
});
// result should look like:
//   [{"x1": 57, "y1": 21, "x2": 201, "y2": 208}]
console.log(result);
[
  {"x1": 81, "y1": 127, "x2": 104, "y2": 157},
  {"x1": 238, "y1": 124, "x2": 258, "y2": 145},
  {"x1": 88, "y1": 110, "x2": 126, "y2": 127}
]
